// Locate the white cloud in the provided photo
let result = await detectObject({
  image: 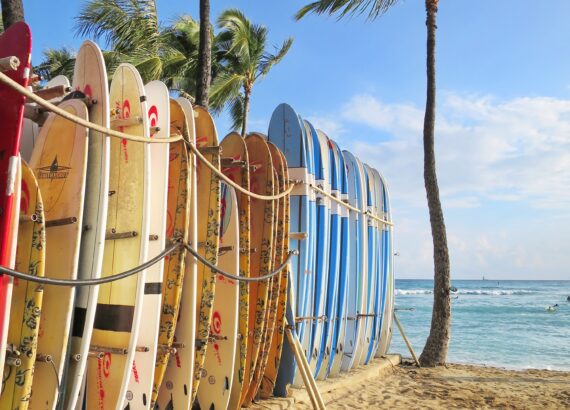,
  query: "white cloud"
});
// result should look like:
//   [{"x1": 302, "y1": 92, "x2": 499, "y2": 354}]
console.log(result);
[
  {"x1": 306, "y1": 115, "x2": 346, "y2": 141},
  {"x1": 324, "y1": 92, "x2": 570, "y2": 279}
]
